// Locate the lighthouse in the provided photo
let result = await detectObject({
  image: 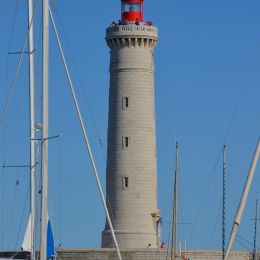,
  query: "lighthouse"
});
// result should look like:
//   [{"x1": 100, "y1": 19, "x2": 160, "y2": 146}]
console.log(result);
[{"x1": 102, "y1": 0, "x2": 160, "y2": 249}]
